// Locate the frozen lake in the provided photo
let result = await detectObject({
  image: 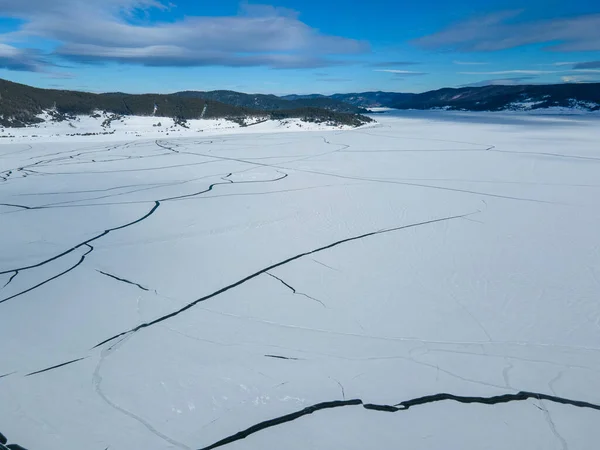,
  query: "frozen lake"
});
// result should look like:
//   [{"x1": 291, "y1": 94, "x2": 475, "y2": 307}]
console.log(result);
[{"x1": 1, "y1": 112, "x2": 600, "y2": 449}]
